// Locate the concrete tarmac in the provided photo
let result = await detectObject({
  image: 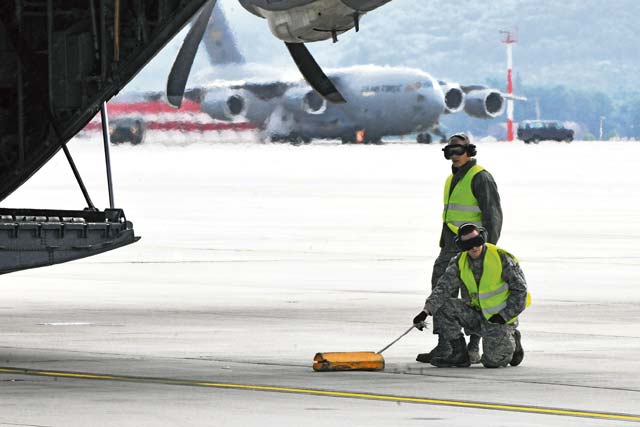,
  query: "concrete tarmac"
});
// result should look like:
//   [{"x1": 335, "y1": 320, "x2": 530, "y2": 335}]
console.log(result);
[{"x1": 1, "y1": 140, "x2": 639, "y2": 426}]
